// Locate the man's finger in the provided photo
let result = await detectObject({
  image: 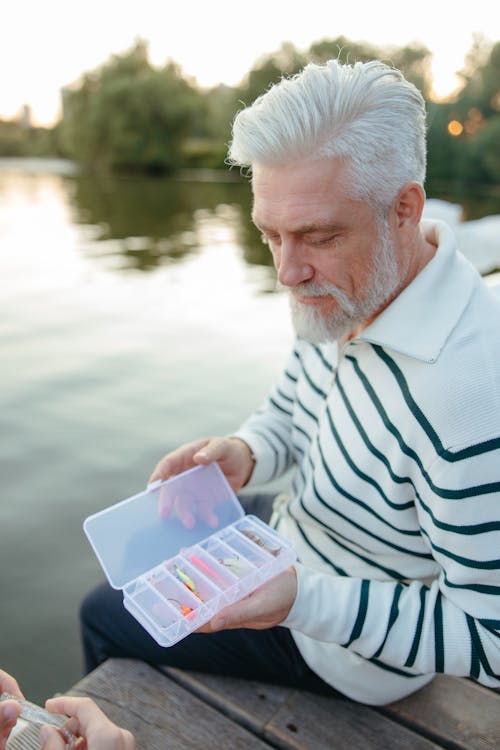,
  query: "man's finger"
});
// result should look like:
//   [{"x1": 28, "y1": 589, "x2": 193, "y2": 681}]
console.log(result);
[{"x1": 0, "y1": 670, "x2": 23, "y2": 699}]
